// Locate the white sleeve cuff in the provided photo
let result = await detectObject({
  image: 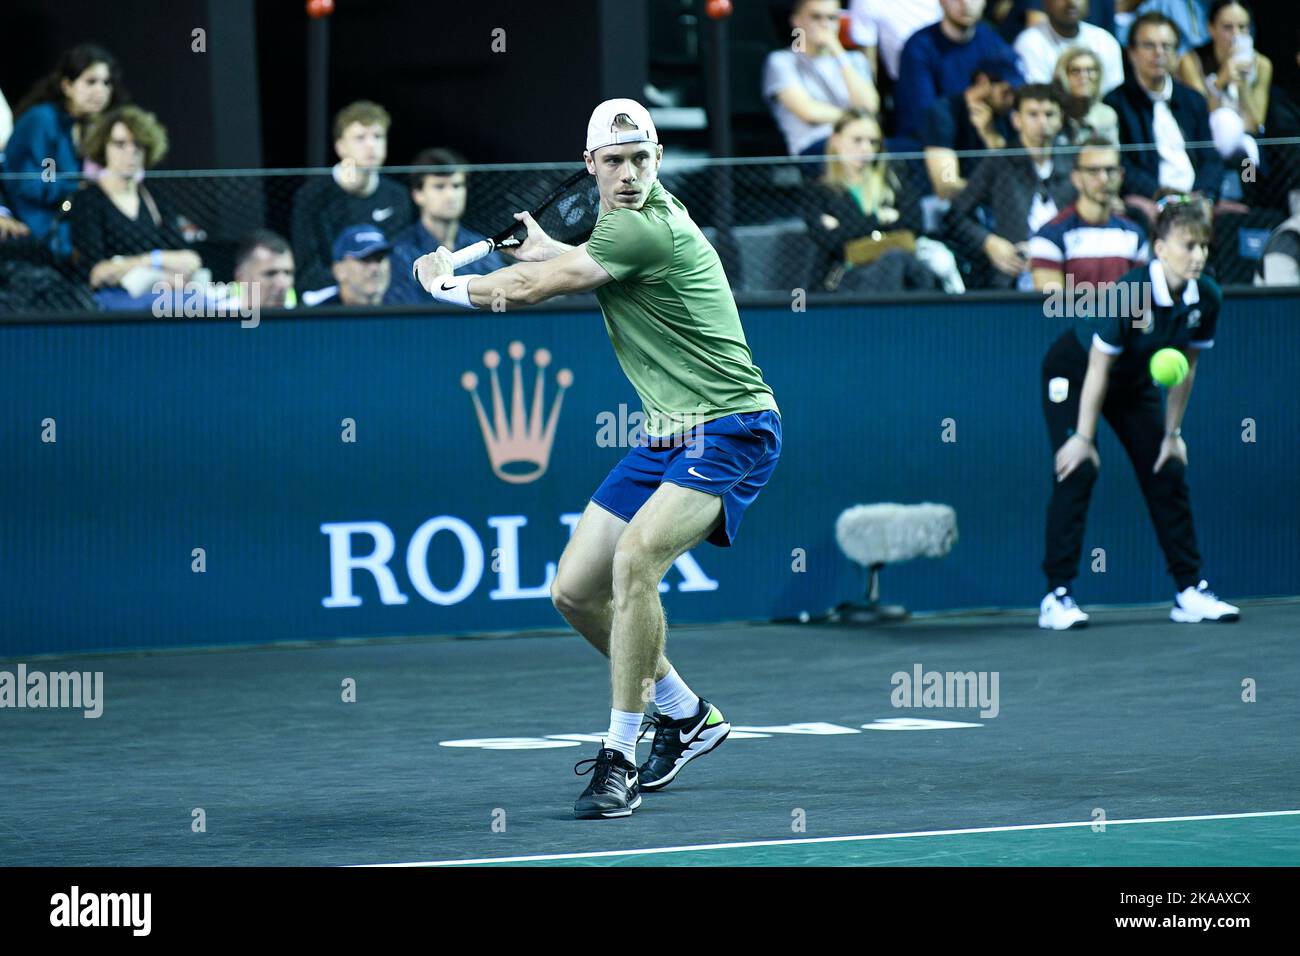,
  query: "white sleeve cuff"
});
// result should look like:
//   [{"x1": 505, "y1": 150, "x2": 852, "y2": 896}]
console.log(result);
[
  {"x1": 1091, "y1": 332, "x2": 1123, "y2": 355},
  {"x1": 429, "y1": 273, "x2": 478, "y2": 310}
]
